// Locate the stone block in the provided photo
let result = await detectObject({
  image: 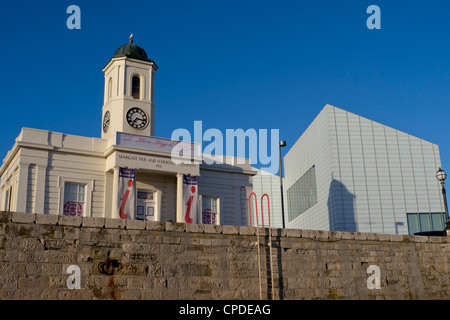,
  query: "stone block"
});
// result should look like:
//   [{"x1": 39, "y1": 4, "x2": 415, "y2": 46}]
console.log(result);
[
  {"x1": 162, "y1": 236, "x2": 181, "y2": 245},
  {"x1": 355, "y1": 232, "x2": 368, "y2": 241},
  {"x1": 0, "y1": 211, "x2": 12, "y2": 223},
  {"x1": 146, "y1": 221, "x2": 165, "y2": 231},
  {"x1": 81, "y1": 217, "x2": 105, "y2": 228},
  {"x1": 11, "y1": 212, "x2": 35, "y2": 224},
  {"x1": 222, "y1": 225, "x2": 239, "y2": 235},
  {"x1": 238, "y1": 226, "x2": 256, "y2": 236},
  {"x1": 61, "y1": 226, "x2": 80, "y2": 240},
  {"x1": 366, "y1": 232, "x2": 379, "y2": 241},
  {"x1": 300, "y1": 229, "x2": 315, "y2": 239},
  {"x1": 377, "y1": 233, "x2": 390, "y2": 242},
  {"x1": 341, "y1": 231, "x2": 355, "y2": 240},
  {"x1": 125, "y1": 219, "x2": 146, "y2": 230},
  {"x1": 430, "y1": 236, "x2": 443, "y2": 243},
  {"x1": 328, "y1": 231, "x2": 343, "y2": 240},
  {"x1": 58, "y1": 215, "x2": 82, "y2": 227},
  {"x1": 315, "y1": 230, "x2": 329, "y2": 241},
  {"x1": 281, "y1": 228, "x2": 302, "y2": 238},
  {"x1": 35, "y1": 213, "x2": 59, "y2": 225},
  {"x1": 165, "y1": 222, "x2": 186, "y2": 232},
  {"x1": 389, "y1": 234, "x2": 404, "y2": 242},
  {"x1": 186, "y1": 223, "x2": 204, "y2": 233},
  {"x1": 203, "y1": 224, "x2": 222, "y2": 234},
  {"x1": 104, "y1": 217, "x2": 126, "y2": 229},
  {"x1": 181, "y1": 264, "x2": 212, "y2": 277}
]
